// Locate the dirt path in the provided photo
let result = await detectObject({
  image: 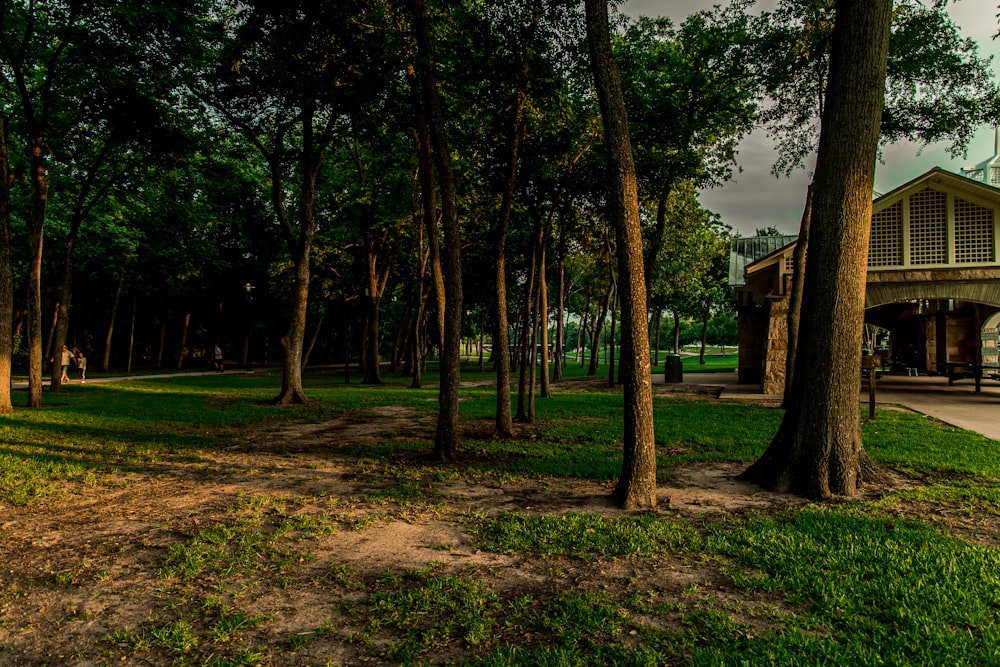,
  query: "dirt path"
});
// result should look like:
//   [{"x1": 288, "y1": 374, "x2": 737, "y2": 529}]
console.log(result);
[{"x1": 0, "y1": 405, "x2": 921, "y2": 665}]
